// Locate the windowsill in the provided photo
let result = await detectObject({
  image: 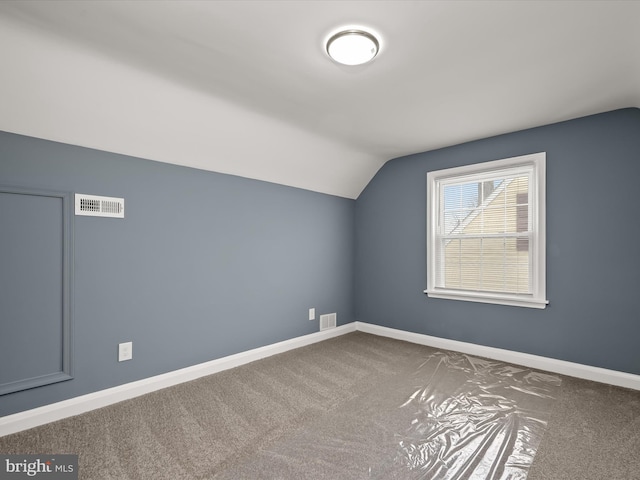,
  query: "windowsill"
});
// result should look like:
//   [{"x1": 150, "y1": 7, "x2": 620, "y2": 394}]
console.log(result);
[{"x1": 424, "y1": 289, "x2": 548, "y2": 309}]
